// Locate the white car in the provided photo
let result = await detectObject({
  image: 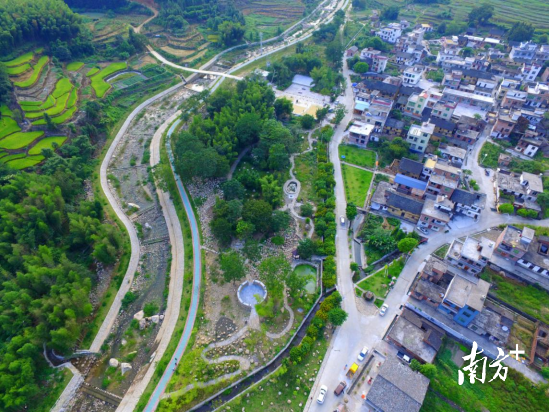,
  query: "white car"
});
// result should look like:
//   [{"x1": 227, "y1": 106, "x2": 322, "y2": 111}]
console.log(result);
[
  {"x1": 317, "y1": 385, "x2": 328, "y2": 404},
  {"x1": 417, "y1": 226, "x2": 429, "y2": 235},
  {"x1": 340, "y1": 216, "x2": 345, "y2": 226},
  {"x1": 379, "y1": 304, "x2": 389, "y2": 316},
  {"x1": 357, "y1": 346, "x2": 369, "y2": 362}
]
